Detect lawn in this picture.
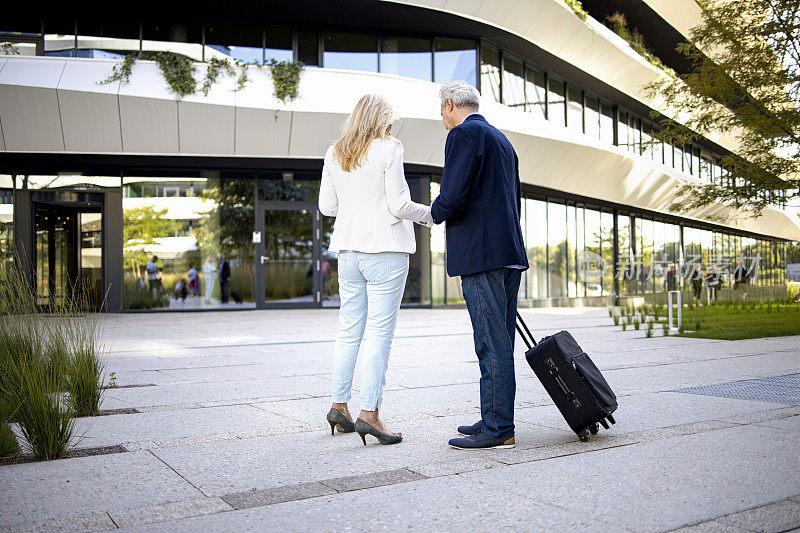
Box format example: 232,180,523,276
677,302,800,340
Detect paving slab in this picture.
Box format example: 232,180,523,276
0,451,204,528
69,404,308,450
107,497,232,528
460,424,800,531
717,499,800,532
113,475,618,533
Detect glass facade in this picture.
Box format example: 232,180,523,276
480,45,501,103
433,38,477,87
380,37,431,81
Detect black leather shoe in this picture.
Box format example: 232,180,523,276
457,420,483,436
449,432,515,450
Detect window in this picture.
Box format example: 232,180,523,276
480,45,501,102
584,95,599,139
600,102,614,145
265,26,293,63
324,33,377,72
548,77,565,126
297,31,319,66
525,67,547,119
617,111,629,149
525,198,548,299
433,38,477,87
548,201,567,297
502,55,525,109
700,157,713,183
380,37,431,81
683,144,693,175
566,86,583,133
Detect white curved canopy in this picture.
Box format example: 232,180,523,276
0,55,798,240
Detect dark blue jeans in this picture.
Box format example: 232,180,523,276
461,267,522,439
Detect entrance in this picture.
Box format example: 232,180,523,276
255,202,321,308
33,203,103,310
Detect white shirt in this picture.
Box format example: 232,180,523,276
202,261,217,275
319,137,433,254
145,261,158,281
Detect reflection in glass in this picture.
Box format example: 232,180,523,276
80,212,103,309
434,38,476,87
525,67,547,120
566,204,577,297
600,102,614,145
502,55,525,109
601,211,614,296
265,26,293,63
585,95,599,139
525,199,548,299
297,31,319,66
263,208,314,302
480,45,501,103
548,78,565,126
324,33,377,72
548,202,567,298
617,111,629,150
122,177,255,311
566,86,583,133
380,37,431,81
430,182,445,304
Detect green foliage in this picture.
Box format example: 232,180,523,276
154,52,197,98
564,0,588,21
605,12,672,72
662,323,670,336
645,0,800,214
236,61,249,91
201,57,235,96
123,206,181,277
267,59,304,103
613,315,620,326
0,422,18,457
645,328,654,338
678,301,800,339
66,348,105,417
99,53,138,85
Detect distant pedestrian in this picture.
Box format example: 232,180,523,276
219,254,231,303
664,264,677,292
203,256,217,304
691,265,704,302
706,266,721,303
187,265,199,296
145,256,160,297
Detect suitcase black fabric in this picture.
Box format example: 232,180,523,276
516,314,618,441
231,289,244,304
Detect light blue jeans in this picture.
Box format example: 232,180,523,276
330,251,409,412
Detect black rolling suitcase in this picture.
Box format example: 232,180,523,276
516,314,617,441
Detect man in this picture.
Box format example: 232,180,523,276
145,256,160,297
219,254,231,304
431,81,528,450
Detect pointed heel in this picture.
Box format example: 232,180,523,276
358,432,367,445
329,420,337,436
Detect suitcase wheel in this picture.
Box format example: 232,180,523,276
578,429,591,442
589,423,599,435
600,419,610,430
607,414,616,425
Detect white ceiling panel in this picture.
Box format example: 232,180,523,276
235,108,292,157
288,111,347,158
0,57,65,89
58,90,122,153
178,101,234,155
0,85,64,151
118,95,178,154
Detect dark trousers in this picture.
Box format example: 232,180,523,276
461,267,522,439
220,279,229,303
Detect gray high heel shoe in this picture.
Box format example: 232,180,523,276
354,418,402,445
327,408,355,435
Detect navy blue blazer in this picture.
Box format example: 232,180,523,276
431,114,529,277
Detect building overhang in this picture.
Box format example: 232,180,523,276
1,55,798,241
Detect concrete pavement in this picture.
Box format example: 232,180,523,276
1,307,799,532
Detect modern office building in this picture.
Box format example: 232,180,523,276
1,1,798,312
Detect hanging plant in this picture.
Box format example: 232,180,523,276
201,57,235,96
99,53,138,85
564,0,588,21
267,59,304,103
154,52,197,99
235,60,249,91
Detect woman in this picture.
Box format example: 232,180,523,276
319,94,433,445
202,256,217,304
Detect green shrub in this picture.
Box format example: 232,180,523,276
645,328,653,338
66,348,105,417
662,323,670,336
634,318,641,330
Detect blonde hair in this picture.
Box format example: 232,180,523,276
333,94,396,172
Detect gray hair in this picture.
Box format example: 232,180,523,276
439,81,480,110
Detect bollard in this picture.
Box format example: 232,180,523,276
668,290,682,331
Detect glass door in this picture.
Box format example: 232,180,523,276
256,202,320,308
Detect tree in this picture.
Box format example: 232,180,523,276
123,206,181,279
647,0,799,214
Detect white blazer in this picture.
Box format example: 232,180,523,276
319,137,433,254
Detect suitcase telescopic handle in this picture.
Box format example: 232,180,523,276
515,313,537,349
